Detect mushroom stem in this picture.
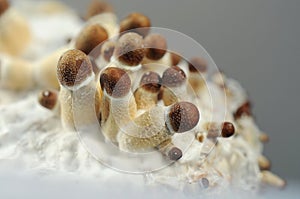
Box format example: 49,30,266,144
134,71,161,110
99,67,136,142
260,170,286,189
0,2,31,55
0,54,35,90
118,102,199,154
57,49,101,130
188,57,208,95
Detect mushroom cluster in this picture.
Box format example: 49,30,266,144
0,0,285,192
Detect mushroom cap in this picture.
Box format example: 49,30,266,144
0,0,9,16
188,57,207,73
119,12,151,37
168,147,182,161
144,34,167,60
167,102,200,133
57,49,93,88
85,0,114,20
38,90,58,110
75,24,108,56
162,66,186,87
221,122,235,138
114,32,145,66
100,67,131,98
101,40,115,62
234,101,252,119
139,71,162,93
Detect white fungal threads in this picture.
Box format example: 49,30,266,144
57,49,101,130
99,67,136,143
134,71,162,110
0,54,35,90
0,0,31,56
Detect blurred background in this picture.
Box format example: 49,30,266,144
55,0,300,180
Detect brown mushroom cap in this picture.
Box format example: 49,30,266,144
188,57,207,73
38,90,58,110
139,71,162,93
114,32,145,66
0,0,9,16
234,101,252,119
162,66,186,87
144,34,167,60
75,24,108,56
57,49,93,88
85,0,114,20
119,12,151,37
221,122,235,138
168,102,200,133
168,147,182,161
100,67,131,98
170,52,182,66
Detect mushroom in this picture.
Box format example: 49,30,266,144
134,71,162,110
119,12,151,37
0,0,31,56
0,54,35,90
188,57,208,95
112,32,145,72
161,65,188,106
204,121,236,139
85,0,114,20
56,49,101,130
99,67,136,143
38,89,60,115
260,170,286,189
117,101,200,160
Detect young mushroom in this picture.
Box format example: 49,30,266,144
85,0,113,20
38,89,60,115
134,71,162,110
0,0,31,56
204,121,236,139
57,49,101,130
188,57,208,95
112,32,145,72
117,101,200,161
99,67,137,143
75,23,109,58
119,12,151,37
161,65,188,106
0,54,35,90
260,170,286,189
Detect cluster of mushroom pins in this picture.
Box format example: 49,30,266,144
0,0,285,189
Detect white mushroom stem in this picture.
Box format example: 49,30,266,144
260,170,286,189
57,49,101,131
0,54,35,90
118,102,199,158
188,57,208,96
99,67,136,143
134,71,161,110
0,4,31,56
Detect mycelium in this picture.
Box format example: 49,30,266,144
57,49,101,130
0,0,286,194
0,0,31,56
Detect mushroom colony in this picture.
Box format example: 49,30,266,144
0,0,285,193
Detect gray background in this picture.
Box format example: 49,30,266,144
60,0,300,180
